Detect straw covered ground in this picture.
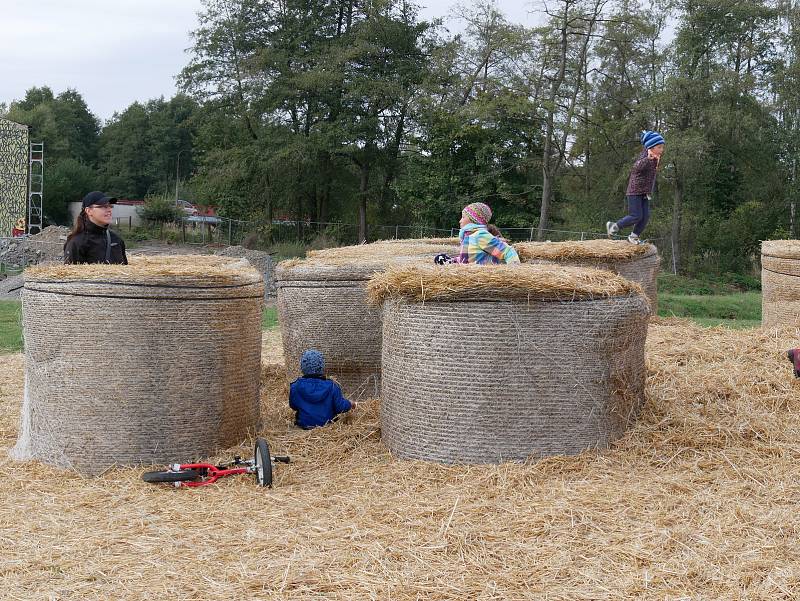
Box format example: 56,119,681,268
1,320,800,599
367,263,643,304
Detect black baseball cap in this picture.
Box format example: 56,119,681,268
81,191,117,208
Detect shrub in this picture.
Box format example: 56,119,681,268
137,197,183,224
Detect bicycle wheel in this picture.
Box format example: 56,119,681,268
254,438,273,487
142,469,202,483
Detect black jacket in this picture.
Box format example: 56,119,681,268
63,221,128,264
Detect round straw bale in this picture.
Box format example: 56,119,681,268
371,263,650,464
514,240,660,311
277,243,458,400
276,256,414,401
13,256,264,475
761,240,800,327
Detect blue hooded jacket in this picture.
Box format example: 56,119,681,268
289,376,352,429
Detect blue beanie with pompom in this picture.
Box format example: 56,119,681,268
641,130,665,149
300,349,325,376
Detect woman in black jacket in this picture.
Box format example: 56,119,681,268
64,191,128,264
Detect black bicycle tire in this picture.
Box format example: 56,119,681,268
254,438,273,487
142,469,202,483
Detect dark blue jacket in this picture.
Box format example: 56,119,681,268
289,376,352,429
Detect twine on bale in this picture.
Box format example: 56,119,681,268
761,240,800,327
12,255,264,475
372,263,650,464
514,239,660,311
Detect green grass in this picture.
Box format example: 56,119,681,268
689,317,762,329
262,305,278,330
657,272,761,295
658,291,761,329
0,300,23,354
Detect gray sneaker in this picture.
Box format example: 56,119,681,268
627,233,641,244
606,221,619,236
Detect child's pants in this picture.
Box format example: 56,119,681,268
616,194,650,236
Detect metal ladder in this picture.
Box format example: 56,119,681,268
28,142,44,234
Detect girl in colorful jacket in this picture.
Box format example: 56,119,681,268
455,202,520,264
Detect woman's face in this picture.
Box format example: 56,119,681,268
85,204,114,226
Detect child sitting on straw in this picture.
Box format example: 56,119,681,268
289,349,353,429
434,202,520,265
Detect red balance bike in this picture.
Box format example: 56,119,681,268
142,437,289,488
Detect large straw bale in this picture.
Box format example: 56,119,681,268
276,254,445,401
515,239,660,310
3,320,800,599
374,263,650,463
13,255,264,475
762,240,800,326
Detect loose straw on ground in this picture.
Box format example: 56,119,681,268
2,319,800,598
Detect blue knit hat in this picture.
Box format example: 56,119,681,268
641,130,665,149
300,349,324,376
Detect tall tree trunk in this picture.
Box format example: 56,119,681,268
358,163,370,243
539,163,553,239
536,1,569,240
671,165,684,274
792,158,797,238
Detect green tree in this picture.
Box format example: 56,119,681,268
98,95,198,199
5,87,101,222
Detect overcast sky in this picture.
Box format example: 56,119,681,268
0,0,539,123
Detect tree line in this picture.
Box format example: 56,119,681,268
2,0,798,275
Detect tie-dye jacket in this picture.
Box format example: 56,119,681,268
457,223,520,265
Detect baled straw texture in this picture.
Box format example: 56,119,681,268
306,238,459,260
515,239,660,311
377,264,650,463
3,320,800,599
15,255,264,475
367,262,643,305
25,254,264,287
762,240,800,326
276,256,400,401
277,254,458,401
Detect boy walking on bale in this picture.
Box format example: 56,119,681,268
606,130,665,244
289,350,353,429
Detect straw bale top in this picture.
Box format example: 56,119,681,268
307,239,459,260
277,254,435,283
367,263,644,304
761,240,800,259
515,239,657,263
25,255,262,288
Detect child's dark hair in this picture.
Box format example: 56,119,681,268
487,224,507,241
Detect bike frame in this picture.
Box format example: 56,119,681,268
171,462,254,487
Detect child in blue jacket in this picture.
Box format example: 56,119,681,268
289,350,352,429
